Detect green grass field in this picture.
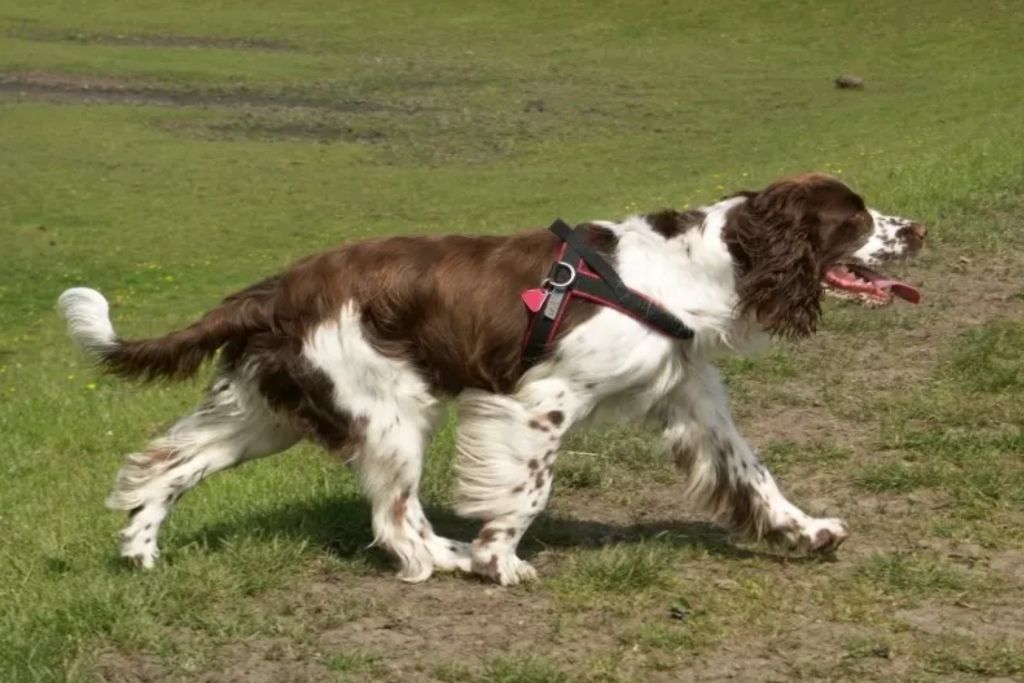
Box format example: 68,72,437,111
2,1,1023,681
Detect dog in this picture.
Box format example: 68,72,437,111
58,173,924,585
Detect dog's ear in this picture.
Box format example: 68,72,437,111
723,175,871,338
720,189,758,201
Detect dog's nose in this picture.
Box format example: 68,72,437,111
908,222,927,241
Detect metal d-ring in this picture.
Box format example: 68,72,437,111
547,261,576,288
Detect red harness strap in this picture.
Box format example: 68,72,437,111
521,219,694,365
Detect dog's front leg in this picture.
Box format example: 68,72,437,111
454,379,578,586
661,364,848,553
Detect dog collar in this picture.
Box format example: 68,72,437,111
521,219,694,365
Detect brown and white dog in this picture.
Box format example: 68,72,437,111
59,173,924,585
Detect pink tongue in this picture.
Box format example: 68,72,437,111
872,277,922,304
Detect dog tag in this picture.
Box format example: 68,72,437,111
543,288,566,319
521,288,548,313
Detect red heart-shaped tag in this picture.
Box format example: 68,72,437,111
521,288,547,313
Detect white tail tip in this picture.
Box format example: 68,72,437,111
58,287,118,358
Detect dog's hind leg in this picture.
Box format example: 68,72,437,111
348,407,474,582
302,305,472,582
108,373,299,568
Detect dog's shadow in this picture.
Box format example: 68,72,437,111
174,492,818,572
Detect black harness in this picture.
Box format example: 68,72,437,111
521,219,695,364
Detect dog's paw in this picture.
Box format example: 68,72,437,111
394,552,435,583
119,538,160,569
769,517,849,555
118,511,163,570
472,551,537,586
806,518,849,552
429,538,473,573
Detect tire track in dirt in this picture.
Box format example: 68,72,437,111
7,27,297,51
0,70,397,113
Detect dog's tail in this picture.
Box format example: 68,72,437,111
57,277,279,381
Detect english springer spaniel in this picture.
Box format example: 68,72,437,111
59,173,924,585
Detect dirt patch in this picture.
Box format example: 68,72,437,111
7,27,296,51
94,650,169,683
746,404,870,452
0,70,392,113
165,117,387,144
897,602,1024,641
97,570,627,683
824,252,1024,392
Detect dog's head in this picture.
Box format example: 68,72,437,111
722,173,922,338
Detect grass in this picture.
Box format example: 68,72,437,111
923,636,1024,678
2,0,1023,681
549,541,679,610
854,320,1024,536
484,657,569,683
856,553,971,600
325,651,386,679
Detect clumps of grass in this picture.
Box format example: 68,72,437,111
562,426,663,470
843,635,894,661
556,456,606,490
484,655,568,683
630,607,720,654
433,661,475,682
822,303,917,337
761,440,851,475
853,460,943,493
856,430,1024,516
855,320,1024,521
949,320,1024,393
575,654,630,683
722,347,801,381
433,656,570,683
924,636,1024,677
857,553,970,600
326,650,386,678
555,426,672,491
548,542,678,610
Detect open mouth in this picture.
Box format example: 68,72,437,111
824,263,921,305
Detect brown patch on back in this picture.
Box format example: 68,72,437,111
546,410,564,427
83,220,623,448
645,209,706,240
255,226,616,395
